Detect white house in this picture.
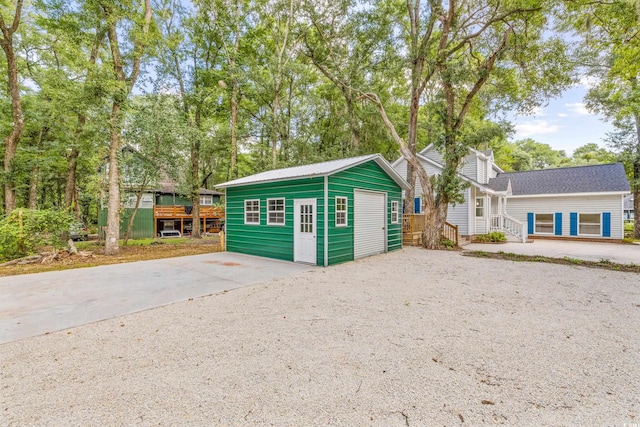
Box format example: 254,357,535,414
393,144,631,241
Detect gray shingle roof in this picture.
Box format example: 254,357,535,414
216,154,409,189
488,163,630,196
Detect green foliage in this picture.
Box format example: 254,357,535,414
0,209,73,261
439,237,456,249
475,231,507,243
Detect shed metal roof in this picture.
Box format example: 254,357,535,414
488,163,630,196
216,154,410,190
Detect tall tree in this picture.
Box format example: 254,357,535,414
121,95,187,244
100,0,153,255
562,0,640,238
306,0,572,248
156,0,226,238
204,0,248,180
0,0,24,213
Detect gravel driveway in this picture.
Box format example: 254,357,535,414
2,247,638,426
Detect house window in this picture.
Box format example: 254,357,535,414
335,196,347,227
200,195,213,205
579,213,601,235
244,199,260,225
475,197,484,217
391,200,400,224
535,213,554,234
267,198,285,225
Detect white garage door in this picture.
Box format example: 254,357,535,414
354,190,386,259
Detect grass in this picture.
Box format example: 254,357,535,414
463,250,640,273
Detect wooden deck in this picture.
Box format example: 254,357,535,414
154,205,225,237
154,205,224,219
402,214,459,247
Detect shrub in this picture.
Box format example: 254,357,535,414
440,237,456,248
475,231,507,243
0,209,73,262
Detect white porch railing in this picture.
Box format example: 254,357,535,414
490,214,528,243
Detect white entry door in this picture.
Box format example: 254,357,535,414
294,198,317,264
354,190,386,259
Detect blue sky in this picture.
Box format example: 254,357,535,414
508,82,614,156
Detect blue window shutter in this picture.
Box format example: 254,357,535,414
414,197,421,214
570,212,578,236
554,213,562,236
603,212,611,237
527,212,534,235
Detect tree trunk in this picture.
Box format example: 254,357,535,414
28,164,38,209
634,113,640,238
272,86,280,168
0,2,24,213
230,76,239,179
405,53,424,215
102,0,152,255
64,147,79,210
345,96,360,152
64,28,104,213
123,180,147,246
191,111,202,239
105,102,122,255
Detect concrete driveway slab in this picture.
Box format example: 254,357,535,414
464,239,640,265
0,252,313,344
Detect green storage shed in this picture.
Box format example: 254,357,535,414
216,154,410,266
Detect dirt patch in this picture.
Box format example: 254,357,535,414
0,238,222,277
206,260,242,266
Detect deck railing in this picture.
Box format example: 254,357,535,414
490,213,527,242
154,205,224,218
442,222,459,246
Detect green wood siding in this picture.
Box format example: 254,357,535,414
327,160,403,265
225,177,325,263
98,208,155,239
156,194,191,206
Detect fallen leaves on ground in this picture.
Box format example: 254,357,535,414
0,237,222,277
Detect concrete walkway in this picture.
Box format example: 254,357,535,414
0,252,313,344
464,239,640,265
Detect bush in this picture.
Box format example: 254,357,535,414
475,231,507,243
440,237,456,248
0,209,73,262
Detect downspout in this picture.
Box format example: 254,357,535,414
324,175,329,267
467,187,471,236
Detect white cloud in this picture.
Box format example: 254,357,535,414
557,113,568,118
565,102,591,115
514,120,561,137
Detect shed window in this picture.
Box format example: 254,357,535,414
475,198,484,218
579,213,601,235
244,199,260,225
335,196,347,227
391,200,400,224
200,195,213,205
267,198,285,225
535,213,554,234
